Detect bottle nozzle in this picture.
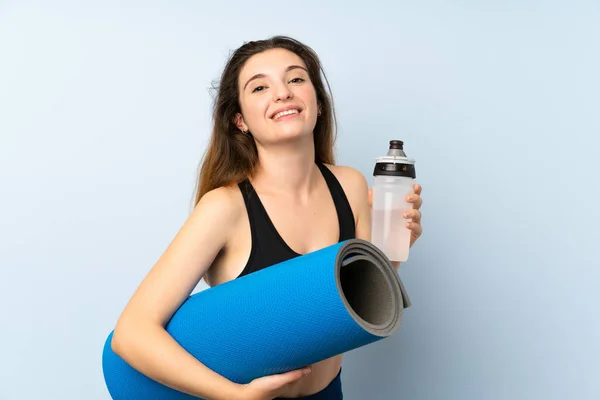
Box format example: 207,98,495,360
387,140,407,157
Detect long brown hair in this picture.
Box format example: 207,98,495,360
193,35,338,206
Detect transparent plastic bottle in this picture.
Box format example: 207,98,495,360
371,140,417,262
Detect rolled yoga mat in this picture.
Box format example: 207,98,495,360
102,238,411,399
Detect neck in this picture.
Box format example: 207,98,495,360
251,135,319,199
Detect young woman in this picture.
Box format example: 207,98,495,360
110,36,424,400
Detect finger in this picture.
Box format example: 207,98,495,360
414,196,423,210
263,368,309,388
414,183,422,195
405,221,423,237
406,194,423,210
368,188,373,207
282,367,311,383
404,209,421,223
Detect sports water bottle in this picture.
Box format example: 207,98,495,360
371,140,417,262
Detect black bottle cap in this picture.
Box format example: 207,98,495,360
389,140,404,150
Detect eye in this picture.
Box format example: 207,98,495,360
290,77,305,83
252,85,266,93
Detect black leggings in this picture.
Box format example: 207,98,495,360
275,368,343,400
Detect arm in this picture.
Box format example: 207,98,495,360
110,187,242,400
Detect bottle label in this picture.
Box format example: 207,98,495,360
373,162,416,178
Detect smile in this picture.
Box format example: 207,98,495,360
272,109,301,120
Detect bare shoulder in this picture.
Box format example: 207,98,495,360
323,164,369,196
185,184,247,247
194,184,245,223
322,164,369,222
192,183,248,263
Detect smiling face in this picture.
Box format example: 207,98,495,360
235,48,320,146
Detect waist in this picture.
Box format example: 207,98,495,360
276,356,343,399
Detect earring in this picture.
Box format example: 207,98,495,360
318,109,322,116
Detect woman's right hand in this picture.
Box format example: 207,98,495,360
237,367,312,400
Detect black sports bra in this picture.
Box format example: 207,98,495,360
236,163,355,278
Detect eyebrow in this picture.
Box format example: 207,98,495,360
243,65,308,91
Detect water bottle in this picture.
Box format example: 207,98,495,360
371,140,417,262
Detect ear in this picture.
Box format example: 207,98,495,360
234,113,248,132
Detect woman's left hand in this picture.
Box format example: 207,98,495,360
368,184,423,248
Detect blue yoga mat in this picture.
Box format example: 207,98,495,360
102,238,411,399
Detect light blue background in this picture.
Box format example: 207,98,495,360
1,1,598,399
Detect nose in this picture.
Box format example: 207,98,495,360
272,81,293,102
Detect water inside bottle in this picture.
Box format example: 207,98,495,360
372,206,412,262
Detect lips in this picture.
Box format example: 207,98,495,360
270,105,303,120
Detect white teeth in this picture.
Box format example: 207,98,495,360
273,109,299,120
